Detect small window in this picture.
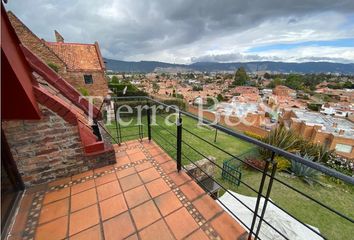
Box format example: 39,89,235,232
84,75,93,84
335,144,352,153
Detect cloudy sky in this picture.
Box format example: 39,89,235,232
6,0,354,64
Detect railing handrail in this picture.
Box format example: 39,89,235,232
109,96,354,185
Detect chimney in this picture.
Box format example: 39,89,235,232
54,30,64,43
332,122,338,128
338,129,345,135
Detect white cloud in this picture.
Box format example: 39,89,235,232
5,0,354,63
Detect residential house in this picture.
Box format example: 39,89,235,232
2,10,115,187
320,102,354,117
315,88,354,102
273,85,296,98
282,109,354,159
7,11,109,100
231,86,260,103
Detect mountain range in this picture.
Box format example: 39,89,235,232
104,58,354,74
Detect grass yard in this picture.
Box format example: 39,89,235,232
105,113,354,239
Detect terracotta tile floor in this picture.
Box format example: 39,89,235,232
7,139,247,240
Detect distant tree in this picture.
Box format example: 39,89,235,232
111,76,119,83
152,81,160,94
268,77,284,88
285,74,304,90
233,67,249,86
192,85,203,91
223,74,233,80
187,73,195,79
307,103,321,112
216,94,224,102
343,81,354,89
264,72,271,79
206,97,215,107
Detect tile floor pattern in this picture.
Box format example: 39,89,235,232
7,139,247,240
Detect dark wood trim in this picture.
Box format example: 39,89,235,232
1,129,24,237
1,130,24,190
1,191,23,240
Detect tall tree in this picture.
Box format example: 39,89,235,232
152,81,160,94
111,75,119,83
263,72,271,79
233,67,249,86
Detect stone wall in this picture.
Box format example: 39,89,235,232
2,105,115,186
184,156,216,181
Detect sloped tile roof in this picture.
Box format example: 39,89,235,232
21,45,101,118
45,42,104,71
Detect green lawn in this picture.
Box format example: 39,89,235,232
105,113,354,239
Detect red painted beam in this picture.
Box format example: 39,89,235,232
1,4,41,120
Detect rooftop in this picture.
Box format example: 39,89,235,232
292,109,354,139
8,139,246,240
45,41,105,71
216,101,261,117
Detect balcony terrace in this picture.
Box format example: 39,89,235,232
3,4,352,239
7,139,246,240
3,95,354,240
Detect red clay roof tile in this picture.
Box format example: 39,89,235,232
45,42,103,71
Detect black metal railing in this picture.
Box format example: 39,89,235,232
103,96,354,240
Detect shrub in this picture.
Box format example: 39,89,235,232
307,103,320,111
192,85,203,91
172,93,184,99
111,76,119,83
151,97,187,111
259,125,299,159
298,140,334,163
326,157,354,177
259,126,333,163
109,83,147,97
271,156,291,172
288,153,320,185
244,131,263,141
47,62,59,73
78,87,89,96
216,94,224,102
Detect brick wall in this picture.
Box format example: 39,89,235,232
328,135,354,159
286,119,354,159
63,71,109,99
8,13,108,99
2,105,115,186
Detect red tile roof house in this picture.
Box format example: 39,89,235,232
2,9,115,188
7,11,109,104
2,7,247,240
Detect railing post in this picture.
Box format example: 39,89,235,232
147,105,152,142
248,152,272,240
176,114,182,172
92,120,102,141
254,152,277,239
113,101,121,145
